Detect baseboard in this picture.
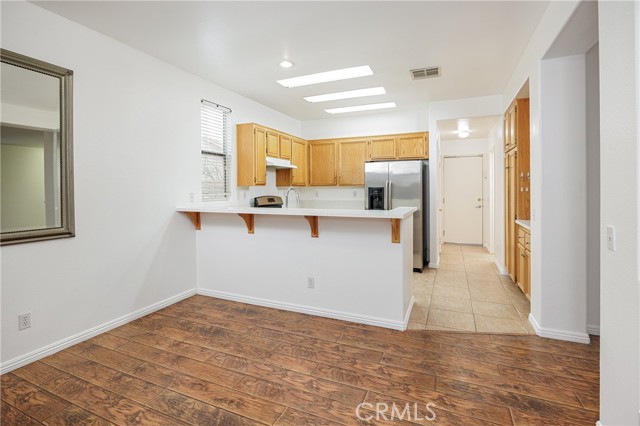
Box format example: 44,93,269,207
528,313,591,344
0,289,196,374
197,289,411,330
494,259,508,275
428,261,439,269
587,324,600,336
402,296,415,331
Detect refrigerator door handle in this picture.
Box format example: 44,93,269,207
385,180,391,210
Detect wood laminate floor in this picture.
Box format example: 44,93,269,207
1,295,599,425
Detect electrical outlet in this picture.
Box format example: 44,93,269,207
315,190,319,198
307,276,315,289
353,190,357,197
18,312,31,330
188,192,195,202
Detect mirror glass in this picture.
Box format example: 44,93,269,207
1,49,74,245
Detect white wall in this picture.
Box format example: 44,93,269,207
0,1,301,370
537,53,588,341
585,42,600,335
440,138,489,247
598,1,640,424
1,103,59,130
487,118,505,268
301,109,429,140
1,144,46,230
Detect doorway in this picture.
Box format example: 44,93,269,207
443,156,483,244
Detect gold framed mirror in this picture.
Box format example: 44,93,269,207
1,49,74,245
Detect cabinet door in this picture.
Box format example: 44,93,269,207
266,131,279,157
504,150,517,279
505,103,517,152
254,127,267,185
279,134,292,160
517,242,527,294
338,140,367,186
525,248,531,299
397,134,426,159
369,137,396,160
291,138,307,186
309,141,337,186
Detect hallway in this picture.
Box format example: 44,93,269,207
410,244,534,333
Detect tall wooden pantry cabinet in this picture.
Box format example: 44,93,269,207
504,98,531,298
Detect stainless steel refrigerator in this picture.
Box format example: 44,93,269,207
365,160,429,271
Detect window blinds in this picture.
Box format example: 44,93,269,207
201,99,231,201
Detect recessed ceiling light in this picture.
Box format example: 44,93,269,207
458,130,470,138
304,87,386,103
325,102,396,114
279,60,294,68
277,65,373,88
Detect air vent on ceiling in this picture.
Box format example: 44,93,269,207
410,67,441,80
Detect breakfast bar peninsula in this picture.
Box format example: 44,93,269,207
177,203,416,329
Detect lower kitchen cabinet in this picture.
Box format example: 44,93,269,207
516,225,531,299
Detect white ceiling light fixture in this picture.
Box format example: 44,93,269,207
458,130,470,138
304,87,386,103
277,65,373,88
279,59,294,68
325,102,396,115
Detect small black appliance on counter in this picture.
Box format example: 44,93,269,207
250,195,283,208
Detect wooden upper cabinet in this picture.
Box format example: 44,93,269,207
397,133,428,159
266,131,279,157
275,137,308,187
291,138,308,186
237,123,267,186
338,140,367,186
368,137,396,160
309,141,337,186
279,134,292,160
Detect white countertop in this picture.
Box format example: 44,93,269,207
177,203,417,219
515,219,531,230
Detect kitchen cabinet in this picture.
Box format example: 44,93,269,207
279,134,292,160
266,131,279,158
237,123,267,186
309,140,337,186
516,226,531,299
504,97,530,289
338,139,367,186
396,133,429,159
504,149,517,281
276,137,308,187
368,137,396,160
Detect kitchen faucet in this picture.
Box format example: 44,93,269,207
285,187,301,208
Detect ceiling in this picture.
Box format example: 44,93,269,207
438,115,500,141
33,1,549,121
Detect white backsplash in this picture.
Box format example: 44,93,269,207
237,171,365,209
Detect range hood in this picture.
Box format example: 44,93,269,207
266,156,297,169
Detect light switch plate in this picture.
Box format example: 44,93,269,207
606,226,616,251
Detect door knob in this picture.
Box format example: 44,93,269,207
475,205,482,208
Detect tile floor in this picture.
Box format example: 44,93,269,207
409,243,535,333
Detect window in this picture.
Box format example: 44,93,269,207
201,99,231,201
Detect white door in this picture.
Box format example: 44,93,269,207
443,156,483,244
